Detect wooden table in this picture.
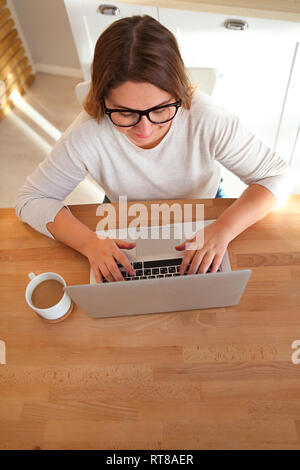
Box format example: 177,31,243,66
1,197,300,450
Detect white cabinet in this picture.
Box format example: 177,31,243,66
159,8,299,149
275,42,300,194
159,7,300,195
290,126,300,194
64,0,158,80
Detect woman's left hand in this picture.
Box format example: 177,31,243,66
174,221,232,274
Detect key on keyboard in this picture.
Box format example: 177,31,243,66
101,258,220,282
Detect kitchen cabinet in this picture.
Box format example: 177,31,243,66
158,7,300,194
64,0,158,80
159,9,299,148
274,42,300,194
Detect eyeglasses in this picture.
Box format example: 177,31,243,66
102,98,182,127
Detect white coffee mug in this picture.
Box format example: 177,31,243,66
25,272,72,321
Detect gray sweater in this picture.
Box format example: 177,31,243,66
15,91,291,239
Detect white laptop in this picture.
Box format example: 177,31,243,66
64,220,252,318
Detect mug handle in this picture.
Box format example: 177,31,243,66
28,272,36,280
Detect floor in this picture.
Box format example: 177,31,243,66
0,73,105,209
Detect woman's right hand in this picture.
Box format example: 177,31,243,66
82,234,136,283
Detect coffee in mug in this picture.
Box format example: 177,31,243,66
25,272,73,322
31,279,64,309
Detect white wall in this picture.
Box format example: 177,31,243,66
11,0,82,76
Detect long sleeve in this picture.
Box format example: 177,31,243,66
213,113,292,201
15,136,89,239
14,94,293,241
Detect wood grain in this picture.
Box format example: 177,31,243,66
0,196,300,449
0,8,9,27
0,34,20,65
0,73,35,120
0,47,25,80
1,56,28,86
0,63,32,97
0,18,14,42
0,2,34,122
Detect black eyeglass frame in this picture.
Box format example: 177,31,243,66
102,98,182,127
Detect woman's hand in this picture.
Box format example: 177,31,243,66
82,233,136,283
175,221,232,274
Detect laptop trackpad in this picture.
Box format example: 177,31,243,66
125,222,204,258
136,238,181,257
135,225,185,257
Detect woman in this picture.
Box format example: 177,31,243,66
15,15,290,284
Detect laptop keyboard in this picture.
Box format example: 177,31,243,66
101,258,220,282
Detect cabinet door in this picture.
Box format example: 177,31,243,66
275,41,300,194
159,7,300,195
64,0,158,80
159,8,299,148
289,125,300,194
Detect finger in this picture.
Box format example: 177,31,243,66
91,263,103,284
115,251,135,276
179,249,196,275
175,242,186,250
197,252,215,274
100,263,116,283
114,239,136,249
107,260,126,282
209,253,224,273
185,231,204,251
174,238,191,251
187,251,205,274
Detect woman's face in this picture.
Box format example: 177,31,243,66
105,81,175,149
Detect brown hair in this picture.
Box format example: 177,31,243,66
83,15,195,122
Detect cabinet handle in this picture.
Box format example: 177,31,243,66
224,19,248,31
98,4,120,16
